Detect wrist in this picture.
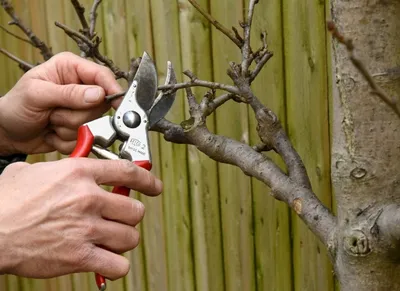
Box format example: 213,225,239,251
0,230,14,274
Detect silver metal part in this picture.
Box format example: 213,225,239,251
92,145,120,160
113,79,151,162
123,111,141,128
148,61,177,128
86,116,116,148
133,52,158,111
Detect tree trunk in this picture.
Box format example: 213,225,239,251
330,0,400,290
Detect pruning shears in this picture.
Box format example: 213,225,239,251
69,52,177,291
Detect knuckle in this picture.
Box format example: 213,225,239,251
83,220,98,238
98,66,114,79
53,52,77,64
3,161,28,174
79,191,98,213
65,159,86,178
118,160,136,176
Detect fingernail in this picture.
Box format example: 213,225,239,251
84,87,101,103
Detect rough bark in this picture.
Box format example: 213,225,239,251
330,0,400,290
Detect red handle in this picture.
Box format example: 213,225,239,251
95,160,152,291
70,125,94,158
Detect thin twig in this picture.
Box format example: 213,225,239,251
0,48,34,71
250,51,273,82
0,0,53,60
242,0,259,75
70,0,90,36
89,0,102,38
328,21,400,118
128,57,141,85
0,24,32,44
187,0,242,48
105,91,126,101
158,79,240,96
252,31,268,62
55,21,128,80
204,93,233,116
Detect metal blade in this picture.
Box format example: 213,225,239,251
133,52,158,111
148,61,177,128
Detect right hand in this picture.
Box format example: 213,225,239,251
0,158,162,280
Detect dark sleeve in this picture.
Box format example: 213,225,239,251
0,153,27,175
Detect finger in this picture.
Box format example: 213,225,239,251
68,159,163,196
30,80,107,110
2,161,29,175
82,247,130,281
44,133,77,155
97,190,145,226
93,220,140,254
49,52,123,96
50,103,110,128
51,127,77,141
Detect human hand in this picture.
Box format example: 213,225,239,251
0,52,123,155
0,158,162,279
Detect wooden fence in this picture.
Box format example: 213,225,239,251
0,0,335,290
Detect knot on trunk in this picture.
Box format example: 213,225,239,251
255,108,281,150
344,230,371,256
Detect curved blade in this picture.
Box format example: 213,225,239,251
134,52,158,111
148,61,177,128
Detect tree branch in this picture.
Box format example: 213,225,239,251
89,0,102,38
187,0,242,48
151,119,192,144
0,0,53,60
250,50,273,82
156,121,336,247
70,0,90,37
328,21,400,118
0,24,32,44
241,0,259,75
0,48,34,72
203,93,233,117
54,21,128,80
158,73,241,96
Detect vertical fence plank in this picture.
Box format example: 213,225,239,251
124,1,150,290
124,0,170,290
209,1,256,290
63,1,97,290
42,1,74,290
282,0,334,290
149,1,194,290
0,4,23,290
0,275,8,291
178,1,225,291
101,2,131,290
246,0,294,290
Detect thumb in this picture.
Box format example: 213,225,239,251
33,79,105,109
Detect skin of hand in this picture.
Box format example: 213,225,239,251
0,158,162,280
0,51,123,155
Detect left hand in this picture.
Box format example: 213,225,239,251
0,52,123,155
